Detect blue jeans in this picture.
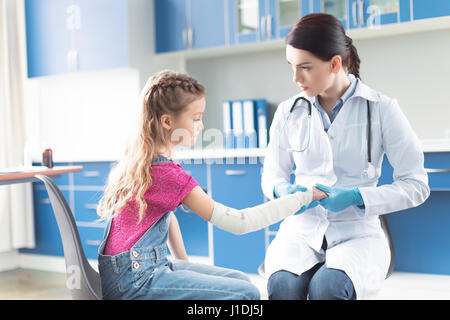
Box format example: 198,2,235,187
98,210,259,300
267,264,356,300
267,237,356,300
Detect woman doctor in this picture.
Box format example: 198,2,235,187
261,13,430,300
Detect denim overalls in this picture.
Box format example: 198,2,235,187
97,156,260,300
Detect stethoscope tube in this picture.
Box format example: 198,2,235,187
278,96,312,153
280,96,372,166
366,100,371,164
289,96,312,115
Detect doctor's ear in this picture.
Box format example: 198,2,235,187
330,55,343,74
160,114,173,131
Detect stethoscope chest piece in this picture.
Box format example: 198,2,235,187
363,163,376,179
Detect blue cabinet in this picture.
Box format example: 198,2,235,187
154,0,188,53
72,162,110,259
272,0,309,39
174,161,209,257
315,0,411,30
380,152,450,275
25,0,72,78
412,0,450,20
229,0,307,44
20,188,68,256
25,0,129,77
21,161,111,260
155,0,227,53
152,0,450,54
157,0,447,54
387,192,450,275
228,0,266,45
210,161,266,274
74,0,129,73
190,0,227,49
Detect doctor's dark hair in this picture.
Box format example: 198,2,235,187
286,13,361,79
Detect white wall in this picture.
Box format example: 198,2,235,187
358,28,450,141
25,69,141,162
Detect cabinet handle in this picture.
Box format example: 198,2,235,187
225,170,247,176
266,14,272,39
425,168,450,173
260,15,266,39
83,171,100,177
188,27,193,48
182,28,188,48
67,50,78,72
358,0,365,26
85,239,101,246
352,1,358,26
84,204,98,210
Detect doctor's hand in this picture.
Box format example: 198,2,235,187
273,181,307,198
315,183,364,212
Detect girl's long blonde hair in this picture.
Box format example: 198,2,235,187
97,70,205,223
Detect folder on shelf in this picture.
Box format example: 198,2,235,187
255,99,268,148
243,99,257,148
222,101,233,149
231,100,245,149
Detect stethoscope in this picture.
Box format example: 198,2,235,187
277,96,375,178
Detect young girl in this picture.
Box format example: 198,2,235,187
97,70,327,300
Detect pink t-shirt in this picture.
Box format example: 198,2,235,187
103,161,199,256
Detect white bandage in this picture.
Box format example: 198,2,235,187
210,189,313,235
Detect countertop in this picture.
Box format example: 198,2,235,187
31,139,450,163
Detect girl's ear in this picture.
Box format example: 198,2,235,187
330,55,342,74
160,114,173,131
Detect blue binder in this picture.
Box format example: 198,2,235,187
222,101,233,149
255,99,268,148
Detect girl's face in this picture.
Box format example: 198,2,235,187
286,44,339,97
171,96,205,148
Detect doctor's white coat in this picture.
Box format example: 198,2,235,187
261,77,430,299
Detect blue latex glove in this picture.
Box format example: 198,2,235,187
316,183,364,212
274,182,319,214
273,181,307,198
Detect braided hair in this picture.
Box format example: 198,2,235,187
98,70,205,223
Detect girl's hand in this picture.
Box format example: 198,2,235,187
312,186,328,202
294,186,327,215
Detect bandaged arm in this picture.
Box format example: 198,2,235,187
210,189,313,235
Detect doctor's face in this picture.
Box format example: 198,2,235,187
286,45,335,97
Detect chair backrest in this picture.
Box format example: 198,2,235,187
35,175,102,300
380,214,395,278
